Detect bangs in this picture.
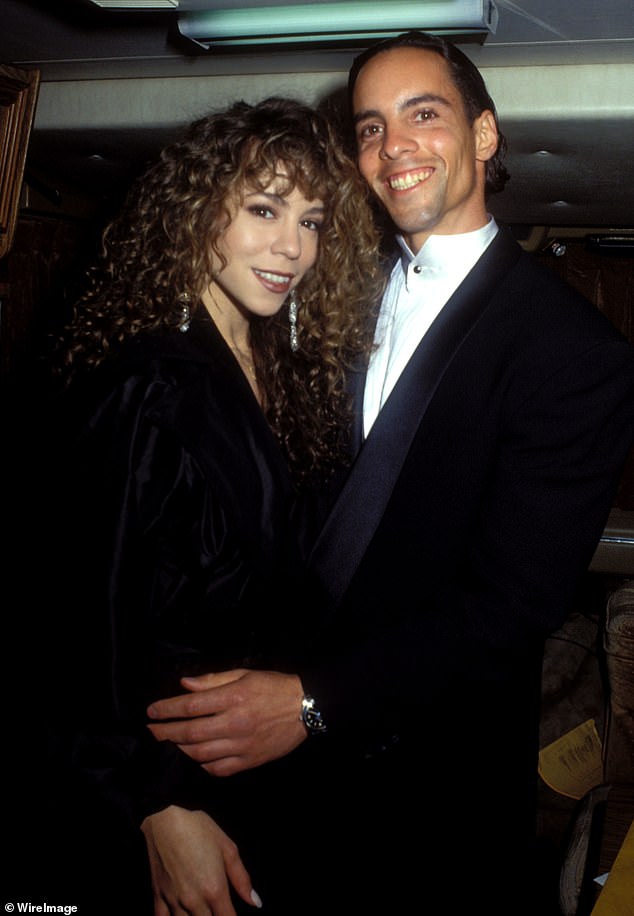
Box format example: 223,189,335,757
241,139,332,204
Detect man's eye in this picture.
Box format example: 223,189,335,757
415,109,436,122
359,123,383,140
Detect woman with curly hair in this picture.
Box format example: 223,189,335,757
40,96,384,915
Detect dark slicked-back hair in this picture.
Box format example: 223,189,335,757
348,30,510,197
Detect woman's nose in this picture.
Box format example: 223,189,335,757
272,221,301,258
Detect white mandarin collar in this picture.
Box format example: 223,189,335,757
396,218,498,289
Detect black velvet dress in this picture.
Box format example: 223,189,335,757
24,313,318,913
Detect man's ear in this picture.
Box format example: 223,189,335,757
474,109,499,162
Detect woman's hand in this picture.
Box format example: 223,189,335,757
141,805,262,915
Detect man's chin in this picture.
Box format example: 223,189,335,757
386,209,439,241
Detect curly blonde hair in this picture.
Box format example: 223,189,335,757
59,96,385,485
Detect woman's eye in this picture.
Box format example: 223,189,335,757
249,205,275,219
302,219,322,232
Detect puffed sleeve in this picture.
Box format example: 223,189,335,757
43,370,246,828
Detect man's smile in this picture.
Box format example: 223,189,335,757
386,168,434,191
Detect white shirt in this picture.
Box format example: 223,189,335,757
363,219,499,438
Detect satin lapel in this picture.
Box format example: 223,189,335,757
349,364,367,456
308,229,522,607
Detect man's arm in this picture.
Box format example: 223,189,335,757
149,335,634,775
147,669,307,776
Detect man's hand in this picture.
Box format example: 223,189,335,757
147,669,307,776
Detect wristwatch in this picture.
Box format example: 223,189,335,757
300,695,328,735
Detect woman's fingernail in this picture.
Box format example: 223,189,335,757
251,889,263,908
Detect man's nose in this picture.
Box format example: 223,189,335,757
379,124,418,160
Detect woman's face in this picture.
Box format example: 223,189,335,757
204,173,325,324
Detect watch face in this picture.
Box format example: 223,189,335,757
303,698,327,734
306,710,321,730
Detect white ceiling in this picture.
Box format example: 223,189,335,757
3,0,634,231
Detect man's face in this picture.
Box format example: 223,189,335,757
352,46,497,252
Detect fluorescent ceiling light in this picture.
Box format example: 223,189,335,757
176,1,499,51
87,1,179,8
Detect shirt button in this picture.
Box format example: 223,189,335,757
413,265,422,274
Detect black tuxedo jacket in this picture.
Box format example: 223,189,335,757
295,228,634,908
304,227,634,725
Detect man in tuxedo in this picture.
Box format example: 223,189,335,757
147,32,634,911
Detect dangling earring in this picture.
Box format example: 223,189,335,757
289,291,299,352
178,292,191,333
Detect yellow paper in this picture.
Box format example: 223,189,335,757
590,818,634,916
538,718,603,799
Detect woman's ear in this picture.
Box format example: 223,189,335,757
474,109,499,162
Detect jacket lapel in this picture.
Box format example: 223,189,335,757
348,363,367,456
308,228,522,607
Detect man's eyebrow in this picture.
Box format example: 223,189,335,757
353,93,451,126
353,108,381,126
402,93,451,111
